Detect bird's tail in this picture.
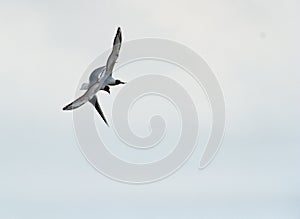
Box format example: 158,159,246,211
80,83,90,90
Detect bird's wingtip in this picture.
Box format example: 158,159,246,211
117,27,122,36
62,104,72,111
114,27,122,44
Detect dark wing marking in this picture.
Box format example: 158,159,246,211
63,93,89,110
105,27,122,76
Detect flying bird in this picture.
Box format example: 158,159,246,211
63,27,125,126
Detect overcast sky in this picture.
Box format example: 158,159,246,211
0,0,299,218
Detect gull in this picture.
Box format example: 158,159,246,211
62,27,125,126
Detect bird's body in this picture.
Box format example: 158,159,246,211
63,27,125,126
80,66,124,90
80,66,106,90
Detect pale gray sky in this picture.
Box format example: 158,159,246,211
0,0,299,218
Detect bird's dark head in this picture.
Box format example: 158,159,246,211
115,79,126,85
104,86,110,94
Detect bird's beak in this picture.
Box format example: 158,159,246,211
120,81,126,84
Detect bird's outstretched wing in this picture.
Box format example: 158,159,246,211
105,27,122,76
64,80,103,111
89,95,109,126
63,93,89,110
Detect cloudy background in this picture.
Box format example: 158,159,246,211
0,0,299,218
